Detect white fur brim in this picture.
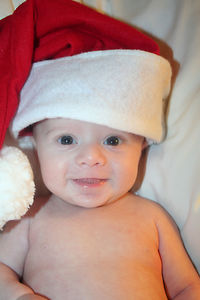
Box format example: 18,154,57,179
0,146,35,229
12,49,171,143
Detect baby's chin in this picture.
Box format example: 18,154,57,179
64,196,116,209
61,191,128,209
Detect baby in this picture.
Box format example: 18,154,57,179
0,0,200,299
0,118,200,300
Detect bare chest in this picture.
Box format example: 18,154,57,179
23,201,166,299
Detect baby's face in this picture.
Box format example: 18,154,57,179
33,118,144,208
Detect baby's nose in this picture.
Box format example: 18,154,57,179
76,144,106,167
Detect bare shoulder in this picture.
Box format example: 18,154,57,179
127,193,181,239
127,193,172,220
0,196,51,274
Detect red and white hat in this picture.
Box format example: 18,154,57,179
0,0,171,228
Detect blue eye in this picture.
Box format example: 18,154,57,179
58,135,75,145
104,136,121,146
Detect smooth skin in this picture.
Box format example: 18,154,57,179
0,118,199,300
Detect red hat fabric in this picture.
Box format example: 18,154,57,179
0,0,159,150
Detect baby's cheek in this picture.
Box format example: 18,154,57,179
39,156,59,185
41,165,54,188
118,157,140,188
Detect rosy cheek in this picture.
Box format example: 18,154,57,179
40,165,54,185
39,155,57,179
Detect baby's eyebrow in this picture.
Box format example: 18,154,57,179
46,126,77,136
45,128,65,136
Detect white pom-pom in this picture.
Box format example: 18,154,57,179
0,146,35,230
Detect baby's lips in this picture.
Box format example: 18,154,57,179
72,178,107,187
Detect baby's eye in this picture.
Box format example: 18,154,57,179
104,136,121,146
57,135,76,145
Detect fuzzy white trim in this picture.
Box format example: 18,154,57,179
0,146,35,230
12,49,171,143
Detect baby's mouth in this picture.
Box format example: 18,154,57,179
72,178,107,187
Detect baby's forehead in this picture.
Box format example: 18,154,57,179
35,117,138,137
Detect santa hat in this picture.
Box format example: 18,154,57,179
0,0,171,229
